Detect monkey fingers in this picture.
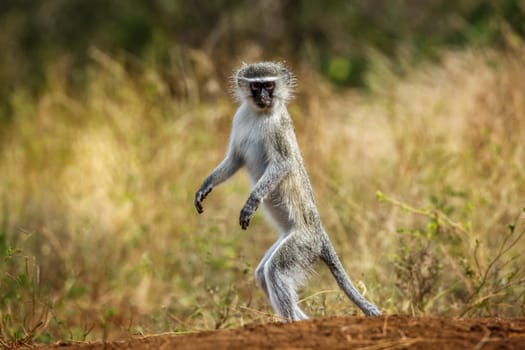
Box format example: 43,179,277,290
194,193,204,213
239,197,259,229
239,208,252,229
194,186,212,214
239,207,252,229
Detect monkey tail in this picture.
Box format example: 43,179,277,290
320,238,382,316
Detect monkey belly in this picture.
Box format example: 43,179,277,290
261,197,295,234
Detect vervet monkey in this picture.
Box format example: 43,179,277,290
194,61,381,321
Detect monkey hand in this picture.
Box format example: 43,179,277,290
195,183,213,214
239,196,260,230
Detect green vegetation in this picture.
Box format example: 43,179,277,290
2,0,525,114
1,1,525,347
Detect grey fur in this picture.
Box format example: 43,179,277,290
195,62,381,321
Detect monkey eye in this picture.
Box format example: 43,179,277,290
264,82,275,90
250,82,261,90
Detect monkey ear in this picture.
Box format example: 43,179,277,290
280,66,296,88
236,75,247,90
280,67,292,85
235,63,247,87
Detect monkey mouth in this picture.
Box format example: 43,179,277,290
255,97,273,109
256,101,272,109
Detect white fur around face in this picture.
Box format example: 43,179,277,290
238,76,280,82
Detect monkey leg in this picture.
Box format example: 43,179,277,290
255,235,286,298
263,233,317,322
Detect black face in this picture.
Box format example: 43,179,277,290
249,81,275,109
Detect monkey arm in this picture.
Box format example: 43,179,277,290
195,150,243,214
239,158,292,229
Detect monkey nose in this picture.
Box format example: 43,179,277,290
260,92,272,106
262,97,272,106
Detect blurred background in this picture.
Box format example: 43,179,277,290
1,0,525,344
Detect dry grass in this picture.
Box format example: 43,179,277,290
0,47,524,344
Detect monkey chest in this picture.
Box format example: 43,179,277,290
240,139,269,183
232,112,276,182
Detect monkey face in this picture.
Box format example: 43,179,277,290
234,62,294,108
249,81,275,109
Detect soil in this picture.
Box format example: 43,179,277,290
36,316,525,350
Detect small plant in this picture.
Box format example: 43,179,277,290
378,191,525,316
0,232,50,348
393,238,441,313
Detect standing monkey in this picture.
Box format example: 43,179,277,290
194,62,381,321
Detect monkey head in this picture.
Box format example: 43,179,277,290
234,61,295,111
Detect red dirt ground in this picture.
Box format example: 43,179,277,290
36,316,525,350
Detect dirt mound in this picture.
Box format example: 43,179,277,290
36,316,525,350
